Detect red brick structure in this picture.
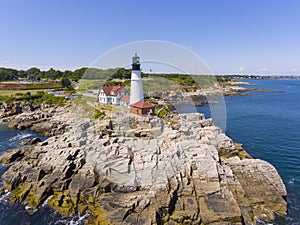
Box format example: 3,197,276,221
130,101,155,115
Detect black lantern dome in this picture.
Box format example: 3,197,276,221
132,53,140,71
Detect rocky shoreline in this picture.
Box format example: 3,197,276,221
0,105,287,225
155,82,283,108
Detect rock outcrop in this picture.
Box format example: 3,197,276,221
0,110,287,225
4,106,71,136
0,102,37,119
0,149,25,164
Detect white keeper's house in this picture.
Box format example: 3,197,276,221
98,85,129,105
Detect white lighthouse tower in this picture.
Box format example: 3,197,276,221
130,53,144,105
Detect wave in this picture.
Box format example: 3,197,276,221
255,216,274,225
53,211,89,225
289,178,295,185
8,133,32,142
0,190,10,202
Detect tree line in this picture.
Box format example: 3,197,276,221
0,67,87,82
0,67,233,88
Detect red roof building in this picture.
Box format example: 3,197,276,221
98,85,129,105
130,101,155,115
102,85,126,96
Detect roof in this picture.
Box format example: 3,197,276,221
120,95,130,103
101,85,127,96
130,101,155,109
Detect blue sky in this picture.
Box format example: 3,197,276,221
1,0,300,75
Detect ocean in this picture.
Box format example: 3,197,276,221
0,79,299,224
199,79,300,225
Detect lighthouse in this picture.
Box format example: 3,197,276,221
130,53,144,105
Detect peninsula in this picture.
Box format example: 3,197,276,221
0,57,288,225
0,103,287,225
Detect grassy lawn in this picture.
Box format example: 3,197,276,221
0,89,49,96
77,79,104,91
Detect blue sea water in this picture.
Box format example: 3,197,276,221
198,79,300,225
0,79,299,224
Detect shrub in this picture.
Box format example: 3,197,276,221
94,109,105,119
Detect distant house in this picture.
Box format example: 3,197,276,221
48,90,65,96
27,74,36,82
130,101,155,115
65,93,74,99
98,85,129,105
47,90,54,94
120,95,130,108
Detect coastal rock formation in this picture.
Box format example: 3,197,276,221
0,102,37,118
0,149,24,164
4,106,71,136
0,110,287,225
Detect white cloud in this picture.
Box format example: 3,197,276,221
290,68,298,72
260,68,269,72
238,67,245,72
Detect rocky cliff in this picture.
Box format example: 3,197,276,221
0,109,287,225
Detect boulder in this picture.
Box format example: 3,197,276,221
21,137,41,146
0,149,24,164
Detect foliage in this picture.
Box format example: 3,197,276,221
41,93,65,105
111,68,131,80
94,109,106,119
61,78,71,88
0,66,235,89
0,67,87,82
0,91,65,106
83,68,118,80
104,79,130,87
77,80,103,91
0,95,14,104
156,106,170,117
0,68,18,81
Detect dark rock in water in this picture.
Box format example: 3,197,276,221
0,187,4,195
21,137,41,146
0,149,25,164
17,124,27,130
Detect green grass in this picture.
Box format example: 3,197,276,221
77,79,104,91
72,95,98,118
0,89,49,96
0,91,65,106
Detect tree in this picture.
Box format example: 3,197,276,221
61,78,71,88
26,67,41,76
45,68,62,80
